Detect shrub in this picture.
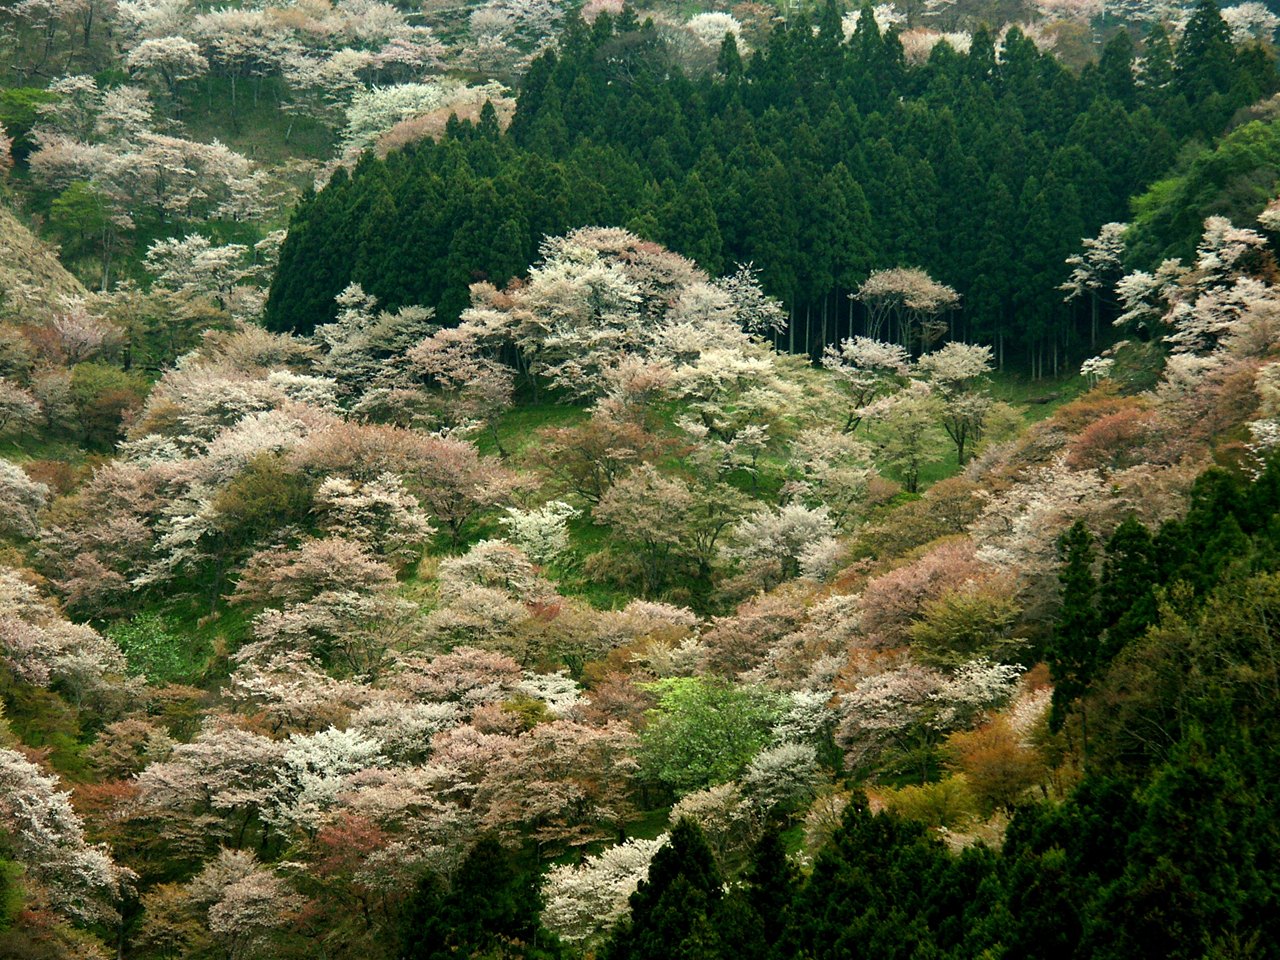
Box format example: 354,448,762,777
107,613,208,685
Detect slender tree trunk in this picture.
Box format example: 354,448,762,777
821,293,828,351
1080,703,1089,774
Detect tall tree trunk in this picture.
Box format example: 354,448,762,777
821,293,828,351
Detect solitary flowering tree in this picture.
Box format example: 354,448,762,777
917,342,994,465
1061,222,1128,346
821,336,913,432
854,268,960,351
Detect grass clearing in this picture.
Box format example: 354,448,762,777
475,401,590,459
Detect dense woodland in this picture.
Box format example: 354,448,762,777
268,0,1279,372
2,0,1280,957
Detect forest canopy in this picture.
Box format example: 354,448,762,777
267,0,1278,375
2,0,1280,956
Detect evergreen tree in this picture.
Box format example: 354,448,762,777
1048,520,1101,736
1175,0,1235,106
717,34,744,81
604,819,724,960
401,836,560,960
1099,515,1160,656
1099,30,1138,107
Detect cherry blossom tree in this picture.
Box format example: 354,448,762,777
0,123,13,179
589,464,694,592
127,35,208,99
463,228,786,410
899,29,972,63
1062,222,1128,346
916,342,994,464
193,8,299,118
228,652,369,732
382,646,522,710
1114,258,1190,336
822,337,913,432
0,458,48,538
529,413,673,504
714,263,786,335
186,849,303,959
1221,1,1279,41
436,538,555,604
232,537,416,676
313,472,434,567
340,80,507,154
0,748,126,925
857,539,988,644
741,741,819,815
404,319,514,442
314,283,437,400
541,837,667,944
0,378,41,439
499,500,578,564
45,301,123,363
143,234,256,310
855,268,960,351
837,660,945,771
232,537,396,609
464,241,646,401
785,427,879,527
724,503,838,583
464,719,639,849
116,0,193,45
265,725,385,832
1034,0,1104,21
0,565,133,706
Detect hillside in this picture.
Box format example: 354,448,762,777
0,204,85,314
1,0,1280,958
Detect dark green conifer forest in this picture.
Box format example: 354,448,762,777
269,0,1277,374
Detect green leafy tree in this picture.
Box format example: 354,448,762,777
638,679,784,796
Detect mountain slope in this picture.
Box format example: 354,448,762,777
0,204,86,314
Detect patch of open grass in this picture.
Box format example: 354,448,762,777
475,401,589,459
113,594,256,688
178,76,336,166
988,369,1089,421
0,435,93,465
107,611,214,686
623,806,674,842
